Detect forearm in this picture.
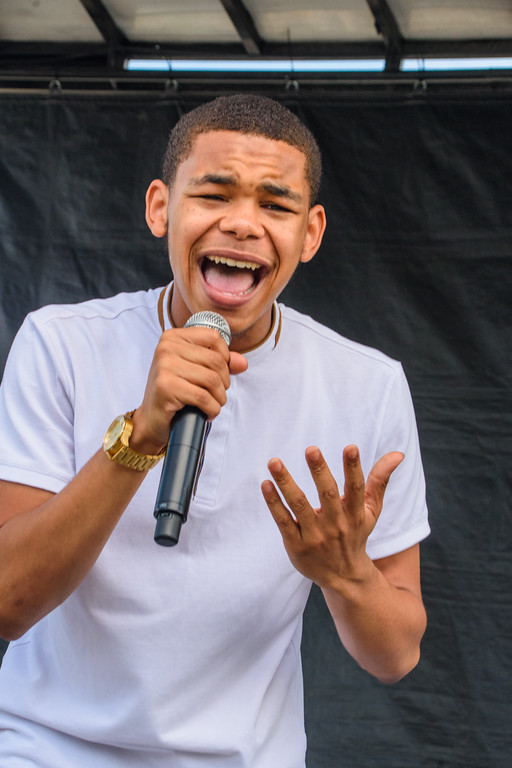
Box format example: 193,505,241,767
0,450,147,640
321,559,427,684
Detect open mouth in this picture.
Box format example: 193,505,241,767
201,254,265,296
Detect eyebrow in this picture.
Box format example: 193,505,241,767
188,174,303,205
260,181,303,205
189,173,235,188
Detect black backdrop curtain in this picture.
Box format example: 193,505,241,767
0,92,511,768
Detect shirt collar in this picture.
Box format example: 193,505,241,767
157,282,281,359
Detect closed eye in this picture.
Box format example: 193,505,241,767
194,194,226,201
262,202,294,212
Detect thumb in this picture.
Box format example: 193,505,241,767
229,351,249,375
365,451,404,514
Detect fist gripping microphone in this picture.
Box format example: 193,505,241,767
153,311,231,547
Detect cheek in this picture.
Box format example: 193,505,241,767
175,205,219,246
274,228,309,269
167,210,202,253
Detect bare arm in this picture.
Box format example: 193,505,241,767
0,327,247,641
0,455,146,640
261,445,427,683
321,543,425,683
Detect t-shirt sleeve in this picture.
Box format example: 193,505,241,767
0,311,76,493
365,363,430,560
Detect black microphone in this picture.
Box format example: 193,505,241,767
153,311,231,547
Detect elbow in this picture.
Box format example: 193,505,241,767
0,625,25,643
0,616,31,642
0,587,66,641
0,603,37,642
374,646,422,685
376,607,427,684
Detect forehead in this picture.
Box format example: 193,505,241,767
175,130,308,188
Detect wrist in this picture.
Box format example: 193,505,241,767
321,554,379,597
129,408,168,456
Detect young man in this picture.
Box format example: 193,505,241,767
0,94,429,767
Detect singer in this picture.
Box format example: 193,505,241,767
0,94,429,768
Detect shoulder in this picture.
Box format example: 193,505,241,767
25,288,163,331
278,303,402,375
10,288,165,373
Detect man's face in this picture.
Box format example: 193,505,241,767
146,130,326,352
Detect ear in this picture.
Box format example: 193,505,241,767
145,179,169,237
299,204,327,264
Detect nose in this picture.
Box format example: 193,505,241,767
218,200,265,240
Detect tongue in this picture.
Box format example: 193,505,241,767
203,260,255,295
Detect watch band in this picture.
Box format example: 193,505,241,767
103,411,166,471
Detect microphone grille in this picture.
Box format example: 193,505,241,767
184,311,231,346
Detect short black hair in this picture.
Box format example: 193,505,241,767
162,94,322,206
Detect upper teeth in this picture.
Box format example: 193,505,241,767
206,255,259,270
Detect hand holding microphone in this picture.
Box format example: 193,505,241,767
153,312,233,547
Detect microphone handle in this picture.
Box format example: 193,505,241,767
153,407,207,546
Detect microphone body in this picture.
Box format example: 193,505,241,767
153,311,231,547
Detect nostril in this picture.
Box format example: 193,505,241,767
219,213,263,238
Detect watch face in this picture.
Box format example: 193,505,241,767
103,415,126,451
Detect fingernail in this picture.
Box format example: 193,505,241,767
268,458,282,472
261,480,274,495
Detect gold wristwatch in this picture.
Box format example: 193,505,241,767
103,411,165,471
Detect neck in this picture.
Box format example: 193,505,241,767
168,287,275,353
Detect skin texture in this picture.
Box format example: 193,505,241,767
0,130,426,684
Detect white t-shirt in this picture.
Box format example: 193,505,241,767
0,285,429,767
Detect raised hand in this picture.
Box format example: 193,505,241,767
261,445,404,588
